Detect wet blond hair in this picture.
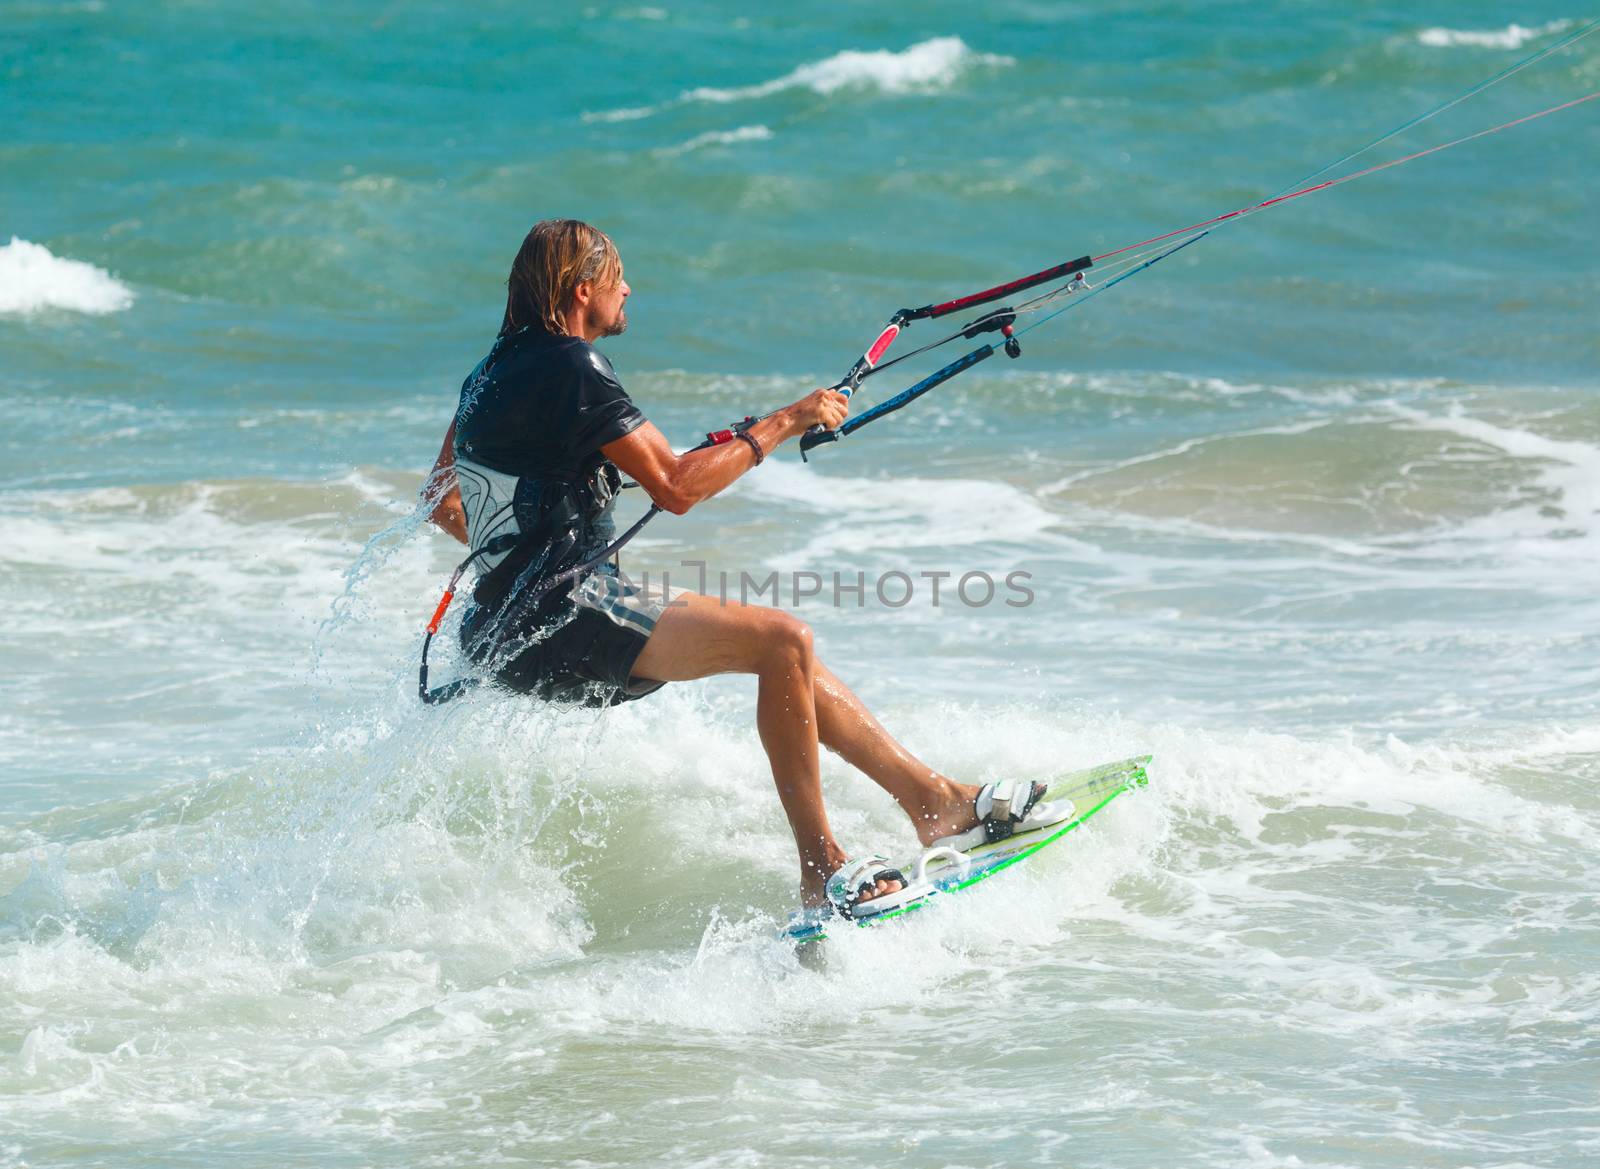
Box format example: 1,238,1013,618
499,219,623,338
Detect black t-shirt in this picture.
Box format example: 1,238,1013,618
453,329,645,478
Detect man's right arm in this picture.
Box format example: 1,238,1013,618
602,387,848,516
422,421,469,544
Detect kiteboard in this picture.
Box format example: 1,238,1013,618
784,754,1151,944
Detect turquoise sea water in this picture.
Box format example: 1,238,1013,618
3,4,1598,1167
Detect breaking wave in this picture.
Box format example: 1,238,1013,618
585,36,1011,122
0,237,134,316
1416,20,1574,50
653,124,775,157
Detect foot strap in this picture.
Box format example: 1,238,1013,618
825,856,908,920
976,780,1047,843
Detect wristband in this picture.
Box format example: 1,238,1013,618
735,429,765,466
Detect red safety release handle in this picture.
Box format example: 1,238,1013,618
426,589,455,635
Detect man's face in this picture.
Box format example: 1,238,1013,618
591,269,630,339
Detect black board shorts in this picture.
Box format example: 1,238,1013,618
461,570,681,708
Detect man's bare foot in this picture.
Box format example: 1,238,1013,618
903,778,986,847
799,850,906,910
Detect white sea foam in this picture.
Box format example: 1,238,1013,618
584,36,1011,121
0,474,439,804
1383,401,1600,570
0,237,133,315
1416,20,1573,49
748,457,1065,567
583,104,657,123
685,35,1011,102
2,699,1595,1160
2,445,1596,1162
653,124,773,157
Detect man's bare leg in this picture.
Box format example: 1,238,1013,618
811,663,985,847
630,593,902,907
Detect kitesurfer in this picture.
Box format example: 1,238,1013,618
422,219,1062,917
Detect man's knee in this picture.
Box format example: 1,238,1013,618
759,611,813,671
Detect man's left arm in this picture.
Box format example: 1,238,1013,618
422,421,468,544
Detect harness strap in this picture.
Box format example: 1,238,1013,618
418,533,519,704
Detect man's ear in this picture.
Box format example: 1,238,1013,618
571,280,593,308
